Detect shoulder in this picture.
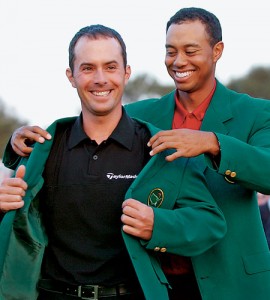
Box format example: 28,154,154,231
218,81,270,109
214,81,270,123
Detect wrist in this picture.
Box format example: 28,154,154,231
208,132,220,156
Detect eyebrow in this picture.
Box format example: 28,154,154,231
165,42,200,48
81,60,119,65
165,44,175,49
104,60,119,65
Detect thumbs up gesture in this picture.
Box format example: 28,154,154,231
0,165,28,212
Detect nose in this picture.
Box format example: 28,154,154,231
173,52,188,67
93,69,107,84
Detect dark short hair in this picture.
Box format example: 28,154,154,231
68,24,127,72
166,7,222,47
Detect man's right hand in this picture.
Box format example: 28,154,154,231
0,165,27,212
11,126,51,157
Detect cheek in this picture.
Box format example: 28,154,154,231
113,74,127,88
165,56,173,67
75,75,91,89
193,55,211,69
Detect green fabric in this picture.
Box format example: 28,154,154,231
0,116,226,300
125,80,270,299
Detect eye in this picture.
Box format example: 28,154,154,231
107,64,117,70
185,48,199,56
166,50,177,57
83,66,93,71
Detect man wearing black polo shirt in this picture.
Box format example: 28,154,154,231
0,24,226,300
0,24,149,300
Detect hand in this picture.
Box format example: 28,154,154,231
121,199,154,240
11,126,51,157
0,165,27,212
147,129,220,161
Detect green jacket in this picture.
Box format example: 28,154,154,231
0,117,226,300
125,80,270,300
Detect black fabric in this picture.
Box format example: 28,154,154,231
167,273,202,300
39,110,151,286
0,212,5,222
259,202,270,249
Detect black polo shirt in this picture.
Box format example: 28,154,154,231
40,109,151,286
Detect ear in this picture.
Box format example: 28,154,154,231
66,68,76,88
213,41,224,63
124,65,131,84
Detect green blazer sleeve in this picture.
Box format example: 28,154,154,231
201,81,270,193
2,137,22,170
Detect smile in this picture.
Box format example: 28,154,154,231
92,90,110,96
175,71,193,78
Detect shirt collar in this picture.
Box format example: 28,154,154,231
175,80,216,121
68,108,135,151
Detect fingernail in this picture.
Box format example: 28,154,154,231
38,137,45,143
46,134,52,139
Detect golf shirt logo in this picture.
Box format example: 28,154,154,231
106,173,137,180
148,188,164,208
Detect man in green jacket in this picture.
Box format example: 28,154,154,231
126,7,270,300
0,23,226,300
7,7,270,300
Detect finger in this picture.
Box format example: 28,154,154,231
122,224,140,236
0,179,27,195
16,165,26,179
122,198,140,208
122,204,138,218
0,185,27,197
122,217,151,240
11,144,32,157
165,151,183,162
31,126,52,140
0,184,26,212
149,141,176,156
121,214,141,236
121,213,136,225
0,198,24,213
12,126,51,149
0,192,24,202
147,131,167,147
21,128,50,144
149,134,175,152
2,165,27,191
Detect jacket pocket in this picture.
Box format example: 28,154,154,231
243,251,270,274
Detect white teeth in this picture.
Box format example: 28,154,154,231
175,71,193,78
92,91,110,96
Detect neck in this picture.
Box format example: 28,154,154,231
177,79,216,112
82,110,122,145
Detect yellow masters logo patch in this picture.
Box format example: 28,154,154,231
148,188,164,208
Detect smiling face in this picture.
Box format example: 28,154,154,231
66,36,131,118
165,20,223,99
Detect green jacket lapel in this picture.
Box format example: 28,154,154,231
150,92,175,130
201,81,232,134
